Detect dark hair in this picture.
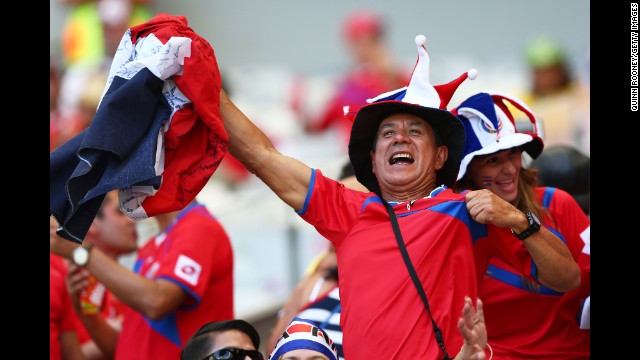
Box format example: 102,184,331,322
338,162,355,180
180,320,261,360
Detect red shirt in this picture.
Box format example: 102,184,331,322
114,203,234,359
299,170,534,360
50,253,78,360
479,187,590,359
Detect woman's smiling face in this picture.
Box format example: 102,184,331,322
467,147,523,203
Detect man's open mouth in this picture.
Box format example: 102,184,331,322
389,153,414,165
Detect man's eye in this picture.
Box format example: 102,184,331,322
216,350,233,359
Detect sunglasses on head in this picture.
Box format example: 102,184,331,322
202,347,264,360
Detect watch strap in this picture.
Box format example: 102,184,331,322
511,211,541,241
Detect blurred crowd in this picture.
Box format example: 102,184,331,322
51,0,154,152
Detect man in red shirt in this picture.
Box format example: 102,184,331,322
51,199,234,360
216,34,579,359
66,191,137,359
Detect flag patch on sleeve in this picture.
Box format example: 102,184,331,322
174,254,202,286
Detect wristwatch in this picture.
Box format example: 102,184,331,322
71,244,94,267
511,211,541,241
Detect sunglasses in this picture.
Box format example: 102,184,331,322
202,347,264,360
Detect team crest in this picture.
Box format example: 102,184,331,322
480,117,503,134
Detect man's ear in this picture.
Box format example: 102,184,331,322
434,145,448,170
370,150,376,174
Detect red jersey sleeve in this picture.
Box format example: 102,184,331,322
153,206,233,307
298,169,372,248
544,187,590,263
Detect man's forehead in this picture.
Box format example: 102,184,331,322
379,113,430,128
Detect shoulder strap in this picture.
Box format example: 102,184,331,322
383,201,451,360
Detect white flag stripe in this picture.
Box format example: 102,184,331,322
580,225,590,255
298,308,333,321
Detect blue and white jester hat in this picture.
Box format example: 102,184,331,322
269,318,338,360
348,35,477,194
452,92,544,181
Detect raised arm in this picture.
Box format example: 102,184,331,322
219,89,312,210
50,218,187,322
466,189,580,292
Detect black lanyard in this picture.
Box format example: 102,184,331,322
383,200,451,360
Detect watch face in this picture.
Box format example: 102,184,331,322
73,247,89,266
529,212,541,226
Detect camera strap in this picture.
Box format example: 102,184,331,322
384,200,451,360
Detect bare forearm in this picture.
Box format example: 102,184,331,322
522,226,580,292
86,249,185,320
219,89,276,173
79,315,119,360
51,219,185,320
219,89,312,209
465,191,580,292
60,332,85,360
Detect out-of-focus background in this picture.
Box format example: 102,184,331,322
50,0,590,349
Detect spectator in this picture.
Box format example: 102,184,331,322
51,199,235,360
521,35,589,155
181,319,263,360
57,0,155,142
452,91,590,359
217,34,577,359
297,10,409,147
59,0,154,68
269,318,338,360
66,191,138,359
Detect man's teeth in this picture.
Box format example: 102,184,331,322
390,153,413,164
